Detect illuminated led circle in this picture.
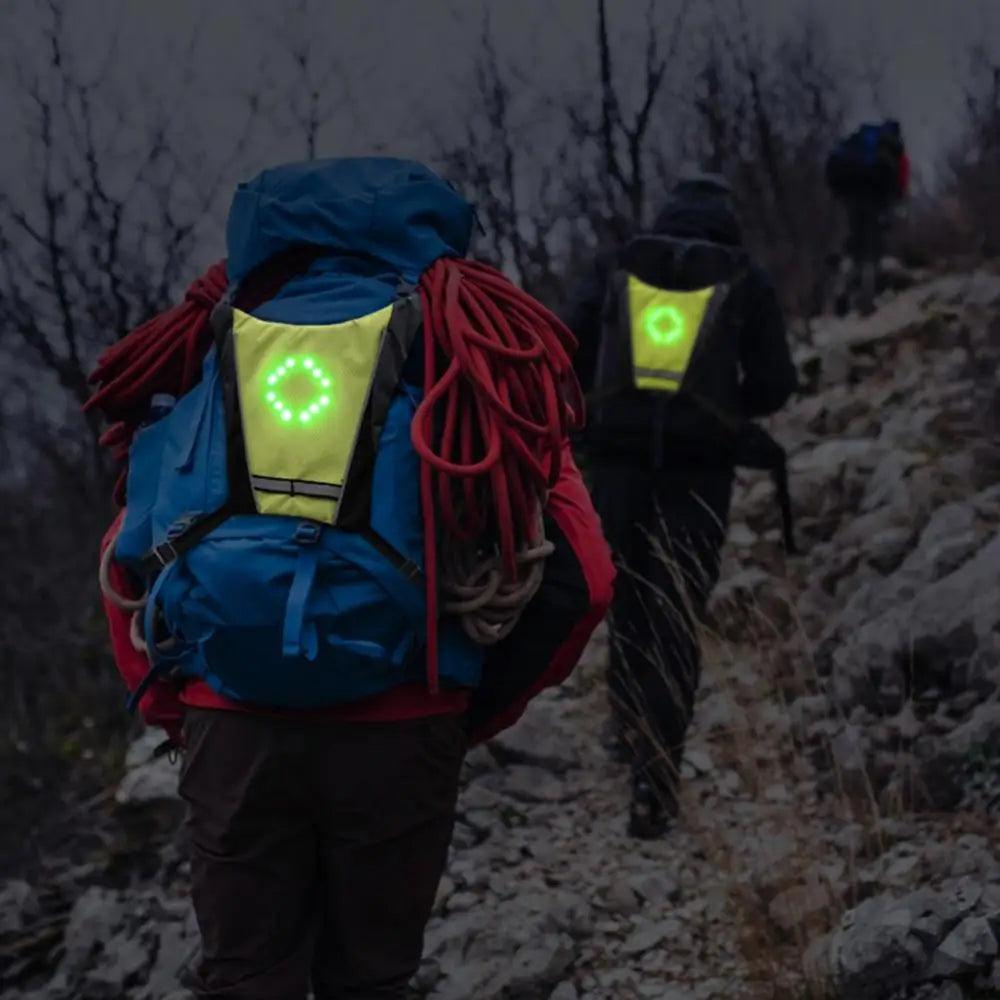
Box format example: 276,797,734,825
262,355,333,426
642,304,685,346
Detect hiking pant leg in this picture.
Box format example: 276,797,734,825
308,715,466,1000
648,466,730,759
615,517,702,809
617,467,732,804
607,541,687,750
179,709,317,1000
592,465,661,742
845,199,864,264
861,198,881,264
597,465,697,804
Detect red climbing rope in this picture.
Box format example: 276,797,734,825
413,257,583,691
86,261,227,491
86,249,323,502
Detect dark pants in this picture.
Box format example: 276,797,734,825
593,463,732,811
845,196,886,265
178,709,467,1000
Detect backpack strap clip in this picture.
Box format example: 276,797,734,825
148,513,205,569
150,540,179,568
140,505,232,576
294,522,322,545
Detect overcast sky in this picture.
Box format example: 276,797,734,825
3,0,1000,205
109,0,1000,183
1,0,998,458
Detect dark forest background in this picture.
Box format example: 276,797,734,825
2,0,999,803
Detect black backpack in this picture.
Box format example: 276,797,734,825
589,234,745,454
588,234,797,552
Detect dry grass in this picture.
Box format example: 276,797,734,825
607,527,999,999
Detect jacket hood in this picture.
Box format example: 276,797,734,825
653,190,743,247
226,157,474,285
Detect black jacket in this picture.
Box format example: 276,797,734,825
564,200,797,426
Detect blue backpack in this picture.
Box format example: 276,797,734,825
826,122,903,199
110,159,486,710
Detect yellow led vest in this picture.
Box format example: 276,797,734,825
231,304,393,524
627,274,716,392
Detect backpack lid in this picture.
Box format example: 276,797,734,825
622,234,746,291
226,158,474,286
847,121,903,152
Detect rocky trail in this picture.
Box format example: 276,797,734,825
3,265,1000,999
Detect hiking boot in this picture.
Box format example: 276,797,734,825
600,718,631,764
627,776,673,840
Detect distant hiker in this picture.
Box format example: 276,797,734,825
564,172,797,839
89,158,614,1000
826,119,910,315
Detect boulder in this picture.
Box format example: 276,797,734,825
116,731,181,806
928,916,998,977
826,534,1000,715
488,701,580,773
830,878,1000,999
0,879,39,935
829,894,930,999
621,918,682,956
425,893,584,1000
860,450,926,514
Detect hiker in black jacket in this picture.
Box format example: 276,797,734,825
564,173,797,838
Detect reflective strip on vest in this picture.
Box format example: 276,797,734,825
231,304,393,524
627,275,715,392
249,475,344,500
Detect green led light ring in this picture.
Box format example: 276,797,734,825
642,304,686,346
263,355,333,426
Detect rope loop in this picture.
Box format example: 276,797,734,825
414,259,582,684
98,525,148,613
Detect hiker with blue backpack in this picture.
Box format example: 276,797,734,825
564,172,798,839
89,158,614,1000
826,119,910,315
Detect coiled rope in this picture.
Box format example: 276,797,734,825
413,258,582,686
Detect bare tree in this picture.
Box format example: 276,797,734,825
586,0,691,231
436,0,850,324
434,10,604,302
947,42,1000,256
254,0,365,160
0,1,258,487
0,0,260,768
435,1,693,303
687,3,847,316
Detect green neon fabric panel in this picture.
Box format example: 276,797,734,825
232,304,393,524
627,275,715,392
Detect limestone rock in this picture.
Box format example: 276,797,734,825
116,731,181,806
929,916,998,977
0,880,39,935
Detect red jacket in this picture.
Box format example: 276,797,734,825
102,441,613,744
898,152,911,199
